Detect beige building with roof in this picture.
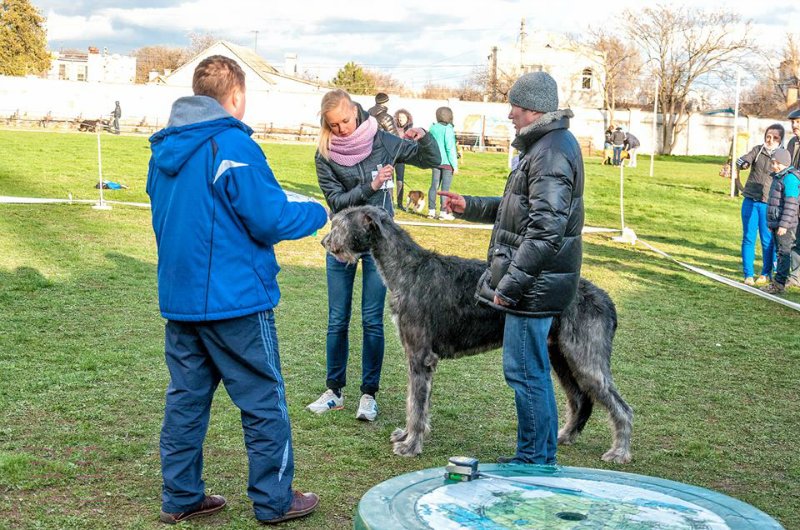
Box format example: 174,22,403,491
162,41,326,95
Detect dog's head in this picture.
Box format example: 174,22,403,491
321,206,390,264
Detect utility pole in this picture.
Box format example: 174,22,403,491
250,30,259,52
490,46,498,102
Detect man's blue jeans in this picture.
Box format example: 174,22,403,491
612,146,623,165
741,198,774,279
325,252,387,395
161,310,293,521
502,314,557,464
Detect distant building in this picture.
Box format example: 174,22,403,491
493,20,606,109
162,41,326,94
47,47,136,84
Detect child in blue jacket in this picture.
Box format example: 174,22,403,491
147,56,326,525
761,148,799,294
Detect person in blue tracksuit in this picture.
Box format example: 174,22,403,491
147,55,326,525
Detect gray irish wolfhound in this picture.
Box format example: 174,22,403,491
321,206,633,464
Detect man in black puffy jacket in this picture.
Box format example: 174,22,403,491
439,71,584,465
367,92,398,136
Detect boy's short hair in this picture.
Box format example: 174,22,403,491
192,55,245,102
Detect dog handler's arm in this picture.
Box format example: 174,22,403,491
437,191,465,214
393,130,441,169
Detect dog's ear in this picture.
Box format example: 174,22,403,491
361,208,387,237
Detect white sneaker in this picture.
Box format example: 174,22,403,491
439,212,455,221
427,209,437,219
306,389,343,414
356,394,378,421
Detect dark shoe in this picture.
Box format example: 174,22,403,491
497,455,519,464
159,494,226,524
260,491,319,525
760,282,785,294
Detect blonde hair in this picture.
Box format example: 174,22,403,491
192,55,245,103
317,89,354,160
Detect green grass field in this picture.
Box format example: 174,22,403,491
0,130,798,529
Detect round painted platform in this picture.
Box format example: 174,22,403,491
354,464,783,529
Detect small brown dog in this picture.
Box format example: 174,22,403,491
406,190,426,213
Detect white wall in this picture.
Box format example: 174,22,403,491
0,75,788,156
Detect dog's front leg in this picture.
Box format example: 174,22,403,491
391,349,437,457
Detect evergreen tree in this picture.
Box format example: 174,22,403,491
331,62,375,95
0,0,50,76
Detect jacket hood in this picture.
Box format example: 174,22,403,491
512,109,574,151
149,96,252,176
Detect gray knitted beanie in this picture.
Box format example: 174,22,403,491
508,72,558,113
772,148,791,167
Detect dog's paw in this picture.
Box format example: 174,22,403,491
601,448,632,464
392,437,423,457
390,428,407,443
557,429,578,446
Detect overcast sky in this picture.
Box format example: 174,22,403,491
35,0,800,90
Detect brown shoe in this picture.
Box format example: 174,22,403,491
159,494,226,524
260,490,319,525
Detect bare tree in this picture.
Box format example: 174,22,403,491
623,5,755,154
586,29,642,125
132,46,185,84
367,70,413,97
469,65,515,102
186,32,219,58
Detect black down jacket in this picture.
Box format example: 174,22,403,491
460,110,585,317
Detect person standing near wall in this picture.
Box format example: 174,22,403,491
610,126,626,166
393,109,413,210
623,131,640,168
110,101,121,134
367,93,398,135
427,106,457,220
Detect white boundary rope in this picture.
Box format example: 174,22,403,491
635,237,800,313
2,194,797,311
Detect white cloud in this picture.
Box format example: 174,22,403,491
45,11,116,42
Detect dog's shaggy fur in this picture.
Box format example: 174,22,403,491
322,206,633,463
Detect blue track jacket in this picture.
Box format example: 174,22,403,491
147,96,327,321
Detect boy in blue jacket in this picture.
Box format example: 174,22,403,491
761,148,799,295
147,56,327,525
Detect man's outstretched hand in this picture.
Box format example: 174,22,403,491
437,191,465,214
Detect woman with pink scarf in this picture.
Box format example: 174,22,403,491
307,89,440,422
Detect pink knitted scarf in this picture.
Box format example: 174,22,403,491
328,116,378,166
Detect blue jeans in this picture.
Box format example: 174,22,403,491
612,146,623,165
502,314,557,464
428,167,454,210
325,253,387,395
161,311,294,521
741,198,774,279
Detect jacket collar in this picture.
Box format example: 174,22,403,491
512,109,573,152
